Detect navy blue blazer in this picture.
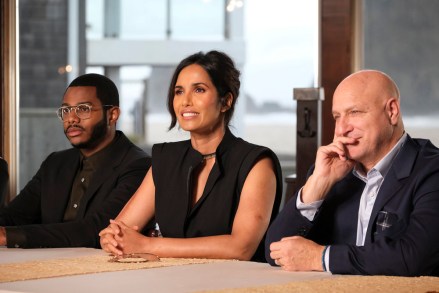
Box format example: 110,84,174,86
266,135,439,276
0,131,151,248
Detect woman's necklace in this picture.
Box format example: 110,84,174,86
202,152,216,160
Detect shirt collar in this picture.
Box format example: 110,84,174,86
353,132,407,181
80,131,121,170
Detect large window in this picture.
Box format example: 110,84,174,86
11,0,439,196
243,1,317,159
18,0,318,189
362,0,439,146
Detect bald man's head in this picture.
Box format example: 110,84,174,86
335,70,399,102
332,70,405,171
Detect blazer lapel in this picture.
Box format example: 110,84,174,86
365,137,418,243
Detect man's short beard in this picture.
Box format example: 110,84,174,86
70,114,108,150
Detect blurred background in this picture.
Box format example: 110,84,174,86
3,0,439,198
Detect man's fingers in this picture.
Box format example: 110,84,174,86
270,250,281,260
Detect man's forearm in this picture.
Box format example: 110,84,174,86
301,174,333,203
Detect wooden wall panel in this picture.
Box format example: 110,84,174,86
284,0,355,203
1,0,19,200
321,0,354,145
1,0,5,156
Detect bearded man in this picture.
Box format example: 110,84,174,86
0,73,151,248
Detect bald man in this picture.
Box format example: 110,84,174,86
265,70,439,276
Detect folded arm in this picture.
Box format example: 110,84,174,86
100,157,277,260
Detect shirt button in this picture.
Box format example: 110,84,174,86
81,178,85,182
73,204,78,208
298,227,307,236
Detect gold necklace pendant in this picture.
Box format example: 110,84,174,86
202,152,216,160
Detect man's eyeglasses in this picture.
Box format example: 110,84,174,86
56,104,114,121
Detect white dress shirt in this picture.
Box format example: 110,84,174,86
296,132,407,271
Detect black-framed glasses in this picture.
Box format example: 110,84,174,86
56,104,114,121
